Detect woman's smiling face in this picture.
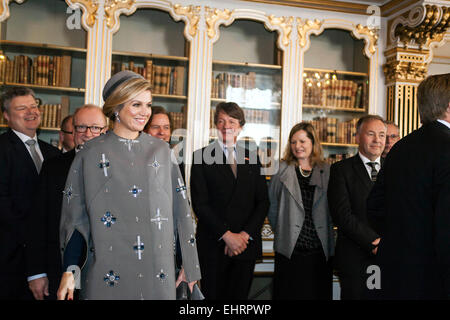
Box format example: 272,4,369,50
115,90,152,139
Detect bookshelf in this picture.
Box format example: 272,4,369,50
302,29,370,164
210,19,281,165
111,8,189,147
0,1,86,147
210,60,282,153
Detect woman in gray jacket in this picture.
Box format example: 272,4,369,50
268,122,334,300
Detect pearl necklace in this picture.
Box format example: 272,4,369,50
299,166,312,178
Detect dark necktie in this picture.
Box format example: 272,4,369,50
226,147,237,178
367,162,378,182
25,139,42,173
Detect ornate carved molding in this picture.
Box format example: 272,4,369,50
0,0,25,22
383,48,429,84
268,15,292,48
297,18,322,49
104,0,137,30
173,4,201,39
66,0,137,30
390,4,449,49
383,60,428,83
355,24,378,56
205,7,233,40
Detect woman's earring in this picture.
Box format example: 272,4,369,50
114,111,120,123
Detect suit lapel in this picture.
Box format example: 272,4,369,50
352,155,373,190
279,164,304,210
210,141,236,181
8,129,37,173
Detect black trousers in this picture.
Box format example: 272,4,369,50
273,249,333,300
199,247,256,300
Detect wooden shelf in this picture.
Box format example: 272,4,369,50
152,93,187,100
211,98,280,108
0,40,86,54
321,142,358,147
303,104,366,112
213,59,282,70
1,82,85,94
112,50,188,62
303,67,368,77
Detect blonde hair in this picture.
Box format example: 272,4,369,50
282,122,325,167
102,77,152,122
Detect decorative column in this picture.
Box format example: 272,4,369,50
65,0,138,106
384,3,449,137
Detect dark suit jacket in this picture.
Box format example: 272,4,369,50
367,121,450,299
25,149,76,296
328,154,380,275
190,141,269,261
0,130,60,288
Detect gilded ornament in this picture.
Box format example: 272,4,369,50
383,60,428,83
173,4,201,38
297,18,322,49
267,15,293,48
355,24,378,56
205,7,233,40
104,0,136,29
0,0,25,21
393,5,449,48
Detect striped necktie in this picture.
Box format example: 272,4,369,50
367,162,378,182
25,139,42,173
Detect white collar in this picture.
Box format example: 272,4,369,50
437,119,450,130
217,139,236,152
12,129,37,144
358,151,381,166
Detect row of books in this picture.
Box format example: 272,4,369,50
324,153,355,165
307,117,359,145
111,60,185,96
211,71,257,99
39,102,70,128
0,54,72,87
303,79,367,109
169,106,187,131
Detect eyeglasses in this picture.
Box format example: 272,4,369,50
61,130,73,134
386,134,400,140
74,125,105,134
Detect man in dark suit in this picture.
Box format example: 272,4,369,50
327,114,386,300
0,87,60,300
367,73,450,299
190,102,269,300
26,104,107,300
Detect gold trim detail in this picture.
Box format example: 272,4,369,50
355,24,378,56
66,0,98,28
383,60,428,84
297,18,322,48
0,0,26,20
173,4,201,38
104,0,136,30
67,0,136,29
268,15,293,48
205,7,233,40
394,5,449,48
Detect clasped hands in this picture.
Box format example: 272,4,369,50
222,230,251,257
